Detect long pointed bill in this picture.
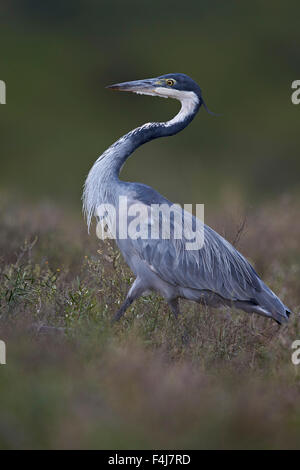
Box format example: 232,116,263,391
106,78,160,96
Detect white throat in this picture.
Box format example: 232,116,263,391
157,89,199,126
135,88,199,126
83,89,199,230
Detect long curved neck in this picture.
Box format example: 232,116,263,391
83,92,201,228
110,93,201,177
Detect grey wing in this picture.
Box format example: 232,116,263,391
116,187,290,319
128,217,263,303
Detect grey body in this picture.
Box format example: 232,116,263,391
83,74,292,324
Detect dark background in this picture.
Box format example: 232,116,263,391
1,0,299,208
1,1,300,450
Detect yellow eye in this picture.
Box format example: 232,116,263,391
166,79,175,86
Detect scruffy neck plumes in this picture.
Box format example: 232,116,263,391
83,91,200,230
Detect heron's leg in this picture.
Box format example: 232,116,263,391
112,278,145,322
113,297,134,322
168,298,181,319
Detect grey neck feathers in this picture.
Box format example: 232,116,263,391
83,93,201,229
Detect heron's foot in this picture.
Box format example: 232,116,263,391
112,306,126,323
181,329,190,346
112,310,123,323
168,298,181,319
112,297,133,323
112,278,147,323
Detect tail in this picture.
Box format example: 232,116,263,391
254,281,292,324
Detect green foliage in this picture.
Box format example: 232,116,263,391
0,196,299,449
0,241,58,316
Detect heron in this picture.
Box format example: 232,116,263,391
83,73,292,324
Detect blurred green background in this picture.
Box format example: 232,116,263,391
1,1,300,450
1,0,299,207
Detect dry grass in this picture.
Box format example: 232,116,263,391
0,193,299,449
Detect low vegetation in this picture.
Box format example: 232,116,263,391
0,193,299,449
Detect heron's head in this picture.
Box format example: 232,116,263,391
106,73,216,114
107,73,204,102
